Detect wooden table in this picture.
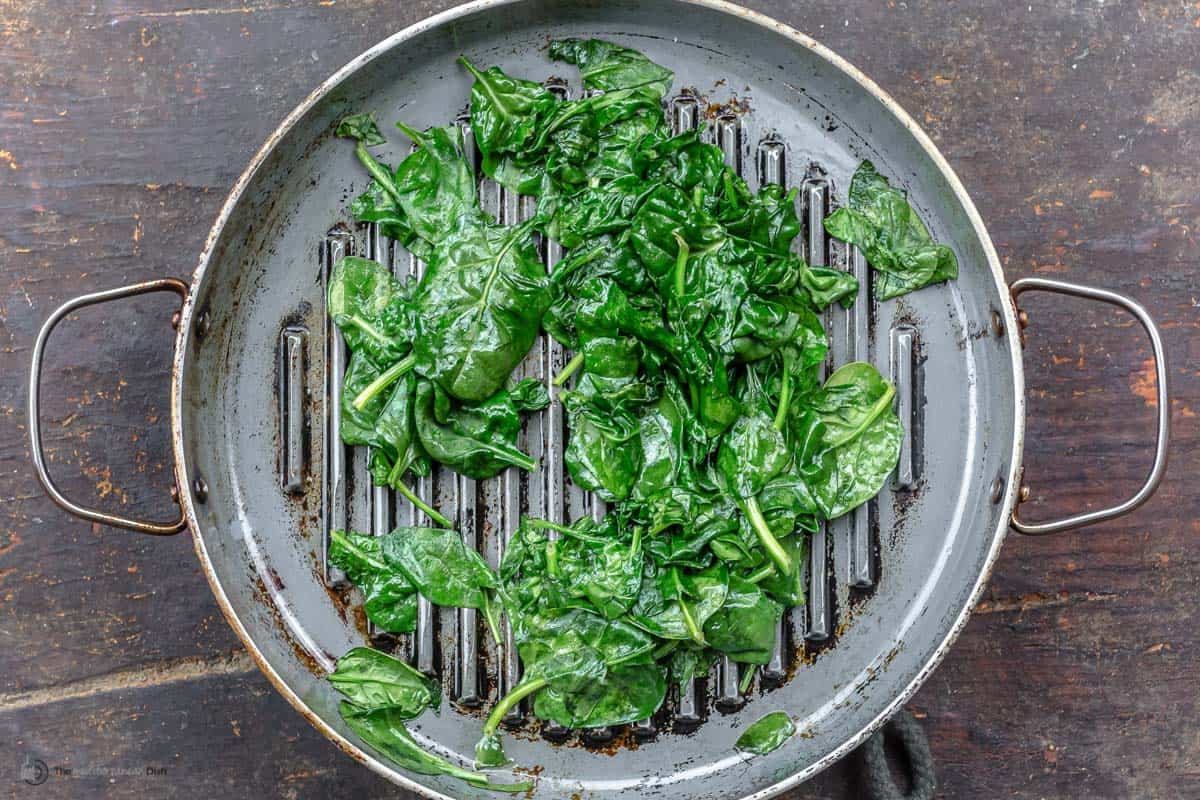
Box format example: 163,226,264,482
1,1,1195,797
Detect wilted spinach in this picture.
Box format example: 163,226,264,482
735,711,797,756
381,526,503,643
329,530,417,633
327,643,530,793
809,363,903,519
329,647,441,715
823,160,958,299
327,38,954,786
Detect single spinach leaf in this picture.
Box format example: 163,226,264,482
370,370,429,485
414,380,538,479
816,362,897,447
390,123,479,242
341,703,530,792
629,563,729,643
336,112,387,146
533,662,667,728
329,646,440,716
327,256,415,367
459,57,559,162
548,38,674,100
666,643,718,691
563,407,642,502
808,363,902,519
413,217,551,403
801,265,860,310
381,526,498,615
813,411,902,520
823,160,958,300
717,408,790,499
632,383,690,501
702,576,782,665
507,377,551,412
735,711,796,756
756,534,809,607
329,530,418,633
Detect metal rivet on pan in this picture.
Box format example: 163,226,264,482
1019,484,1031,503
990,310,1005,338
170,310,182,330
169,484,180,504
192,477,208,503
195,310,211,340
990,476,1005,504
1018,309,1030,329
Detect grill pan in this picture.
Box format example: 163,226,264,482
26,1,1170,797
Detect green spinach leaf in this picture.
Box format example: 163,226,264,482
381,526,501,640
823,160,958,299
735,711,796,756
413,217,551,403
414,380,538,479
341,703,530,792
702,576,782,665
548,38,674,100
329,530,417,633
329,647,440,716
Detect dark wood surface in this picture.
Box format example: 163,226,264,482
1,1,1196,797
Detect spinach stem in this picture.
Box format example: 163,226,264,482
652,640,678,660
552,352,584,386
746,563,776,584
824,381,896,447
743,496,794,577
353,353,416,410
385,454,408,486
354,141,402,205
441,759,526,791
672,231,690,298
483,676,549,739
773,349,793,432
480,592,503,646
529,518,577,536
501,447,539,471
392,480,454,529
528,518,606,544
344,315,393,348
739,665,756,694
672,567,706,646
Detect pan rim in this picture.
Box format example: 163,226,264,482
169,1,1026,797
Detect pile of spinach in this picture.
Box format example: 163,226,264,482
325,38,955,787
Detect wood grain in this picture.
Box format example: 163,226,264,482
1,1,1196,798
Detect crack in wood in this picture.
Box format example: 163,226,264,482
973,590,1119,616
0,651,257,713
115,3,297,19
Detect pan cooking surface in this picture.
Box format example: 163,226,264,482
175,2,1021,796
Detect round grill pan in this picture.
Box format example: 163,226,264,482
27,1,1170,798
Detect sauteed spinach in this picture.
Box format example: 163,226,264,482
329,648,531,793
324,38,956,787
